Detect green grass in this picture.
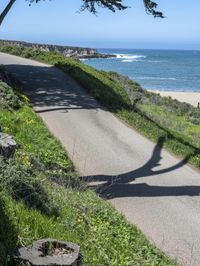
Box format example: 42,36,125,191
140,104,200,148
1,45,199,169
1,45,198,168
0,68,177,265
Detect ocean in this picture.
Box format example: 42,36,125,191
83,49,200,92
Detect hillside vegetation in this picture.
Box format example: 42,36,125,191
0,68,178,265
0,45,199,169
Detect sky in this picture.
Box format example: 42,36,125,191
0,0,200,50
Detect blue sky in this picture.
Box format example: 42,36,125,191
0,0,200,49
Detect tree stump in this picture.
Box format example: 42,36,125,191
13,239,82,266
0,132,16,159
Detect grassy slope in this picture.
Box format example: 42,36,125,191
0,45,198,168
0,71,177,265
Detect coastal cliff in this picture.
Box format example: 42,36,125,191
0,40,115,59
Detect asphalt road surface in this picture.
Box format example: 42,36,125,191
1,52,200,266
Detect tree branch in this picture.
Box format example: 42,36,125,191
0,0,16,26
81,0,163,17
143,0,164,18
80,0,127,14
0,0,164,27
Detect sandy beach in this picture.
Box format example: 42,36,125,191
149,90,200,108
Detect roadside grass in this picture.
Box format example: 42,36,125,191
0,45,199,168
0,70,177,265
139,104,200,148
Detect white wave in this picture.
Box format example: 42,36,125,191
114,53,146,60
122,59,145,63
121,59,134,63
80,58,88,61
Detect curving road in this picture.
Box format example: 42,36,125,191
1,52,200,266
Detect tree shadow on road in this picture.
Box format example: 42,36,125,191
3,62,200,200
83,136,200,199
1,64,106,112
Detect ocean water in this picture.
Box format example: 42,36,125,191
83,49,200,92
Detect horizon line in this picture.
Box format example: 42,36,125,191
1,38,200,52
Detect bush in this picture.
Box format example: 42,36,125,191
0,81,22,110
0,156,60,217
0,66,178,266
0,45,199,168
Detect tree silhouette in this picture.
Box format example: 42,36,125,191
0,0,164,26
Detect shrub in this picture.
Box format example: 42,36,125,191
0,156,60,217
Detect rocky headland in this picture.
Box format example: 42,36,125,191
0,40,116,59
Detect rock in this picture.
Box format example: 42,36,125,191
0,132,16,159
0,39,116,59
13,239,82,266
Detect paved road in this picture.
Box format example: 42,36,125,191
1,52,200,266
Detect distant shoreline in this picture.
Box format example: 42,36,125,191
85,49,200,94
0,39,116,59
148,90,200,108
